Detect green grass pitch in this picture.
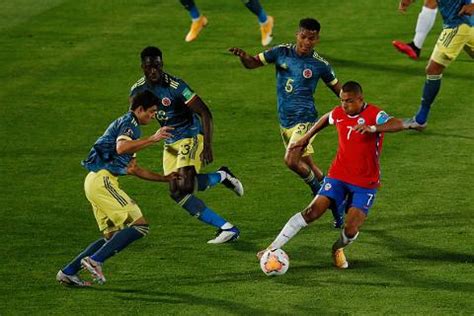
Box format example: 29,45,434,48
1,0,473,314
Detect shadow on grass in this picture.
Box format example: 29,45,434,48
330,57,474,81
92,288,289,315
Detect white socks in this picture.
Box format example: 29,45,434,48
413,6,438,49
270,212,308,249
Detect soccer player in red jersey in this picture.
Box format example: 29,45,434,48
257,81,408,269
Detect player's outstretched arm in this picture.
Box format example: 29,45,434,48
228,47,263,69
127,159,179,182
289,113,330,152
327,81,342,98
188,96,213,165
116,126,174,155
353,117,406,134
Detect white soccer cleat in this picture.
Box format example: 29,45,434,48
403,117,427,131
56,270,91,287
207,226,240,244
218,166,244,197
81,257,106,285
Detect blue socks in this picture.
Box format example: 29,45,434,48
62,238,106,275
180,0,200,19
303,170,321,196
90,225,148,263
243,0,267,23
181,194,227,228
198,208,227,228
196,173,222,191
415,74,442,124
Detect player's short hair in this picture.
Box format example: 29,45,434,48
342,81,363,95
140,46,162,62
130,90,160,111
299,18,321,32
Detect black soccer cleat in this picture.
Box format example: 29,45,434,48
218,166,244,197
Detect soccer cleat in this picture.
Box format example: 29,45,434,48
185,16,208,42
81,257,106,285
260,16,274,46
256,247,271,260
56,270,91,287
207,226,240,244
333,216,344,229
218,166,244,197
392,40,420,60
332,248,349,269
403,117,427,131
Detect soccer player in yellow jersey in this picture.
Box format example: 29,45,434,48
56,91,176,286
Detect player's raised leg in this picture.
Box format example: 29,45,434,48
393,1,438,60
195,166,244,196
170,166,239,244
242,0,273,46
180,0,208,42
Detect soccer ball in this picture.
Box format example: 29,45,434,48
259,248,289,276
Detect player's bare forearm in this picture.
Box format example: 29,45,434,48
116,127,173,154
307,113,330,138
129,166,172,182
328,81,342,97
228,47,263,69
459,4,474,16
290,113,330,151
354,118,406,134
188,96,214,164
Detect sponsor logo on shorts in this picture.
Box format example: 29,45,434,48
324,183,332,191
303,68,312,78
162,97,171,106
357,118,365,125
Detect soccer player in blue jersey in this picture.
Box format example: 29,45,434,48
402,0,474,130
180,0,274,46
56,91,176,286
229,18,345,227
130,46,243,244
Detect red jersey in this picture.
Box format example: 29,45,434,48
327,103,391,189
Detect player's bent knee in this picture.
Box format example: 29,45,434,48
132,224,150,237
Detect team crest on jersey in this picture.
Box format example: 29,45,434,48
324,183,332,191
303,68,312,78
162,97,171,107
124,128,134,138
357,118,365,125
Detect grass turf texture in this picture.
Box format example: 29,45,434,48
1,0,473,314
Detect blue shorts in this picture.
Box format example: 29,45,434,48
318,177,377,215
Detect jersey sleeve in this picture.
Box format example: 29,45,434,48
129,77,146,97
116,120,139,142
258,46,280,65
328,110,335,125
375,111,392,125
175,78,197,105
320,63,338,86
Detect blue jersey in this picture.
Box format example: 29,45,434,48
130,72,202,144
258,44,338,128
82,112,141,176
438,0,473,28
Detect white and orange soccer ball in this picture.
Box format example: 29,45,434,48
259,248,289,276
